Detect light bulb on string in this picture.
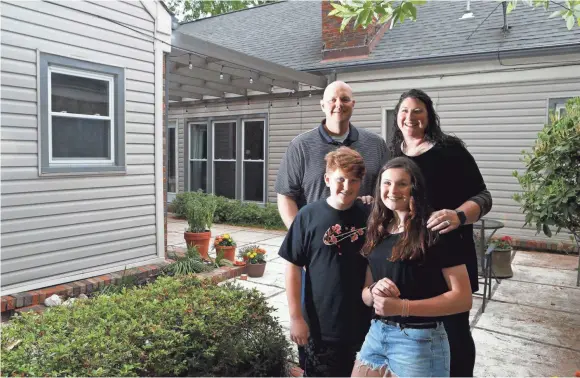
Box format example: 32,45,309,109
188,54,193,70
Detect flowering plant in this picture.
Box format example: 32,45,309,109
213,234,236,249
238,244,267,264
492,236,513,250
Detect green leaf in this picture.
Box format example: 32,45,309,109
543,223,553,237
359,8,371,28
566,14,575,29
409,3,417,20
549,10,562,18
340,15,353,32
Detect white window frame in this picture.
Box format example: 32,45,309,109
188,122,208,192
48,65,115,166
241,119,266,203
212,120,237,198
547,97,571,124
168,120,178,194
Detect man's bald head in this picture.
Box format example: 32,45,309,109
320,81,356,133
323,81,354,101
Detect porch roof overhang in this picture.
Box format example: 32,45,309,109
168,31,327,105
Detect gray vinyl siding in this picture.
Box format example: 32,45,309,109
170,71,579,246
0,0,158,289
169,95,382,204
344,78,580,245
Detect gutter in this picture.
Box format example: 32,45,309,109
303,44,580,75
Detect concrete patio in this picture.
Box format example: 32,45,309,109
168,217,580,377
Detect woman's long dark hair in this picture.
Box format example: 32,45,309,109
389,89,464,157
362,157,438,261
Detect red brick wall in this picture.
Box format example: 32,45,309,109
321,0,379,50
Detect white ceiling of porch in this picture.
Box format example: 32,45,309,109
168,31,327,104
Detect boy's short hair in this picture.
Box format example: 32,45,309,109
325,147,366,179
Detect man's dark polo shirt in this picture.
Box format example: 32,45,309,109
275,120,389,208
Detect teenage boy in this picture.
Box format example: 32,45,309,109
279,147,371,377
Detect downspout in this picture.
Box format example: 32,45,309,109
154,13,165,260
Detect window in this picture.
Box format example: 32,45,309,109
189,123,208,192
242,120,265,202
548,98,571,123
382,107,395,142
39,53,125,174
213,121,236,199
186,115,267,202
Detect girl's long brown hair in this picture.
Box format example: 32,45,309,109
362,157,438,261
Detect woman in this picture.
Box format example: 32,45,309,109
390,89,492,376
352,157,472,377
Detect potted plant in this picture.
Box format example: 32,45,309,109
184,192,217,260
513,97,580,286
489,236,514,279
238,244,267,277
213,234,237,262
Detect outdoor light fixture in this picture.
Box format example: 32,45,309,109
219,66,224,80
188,54,193,70
250,77,253,84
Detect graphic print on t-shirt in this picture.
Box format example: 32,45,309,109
323,224,366,254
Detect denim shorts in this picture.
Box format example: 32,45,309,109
356,319,450,377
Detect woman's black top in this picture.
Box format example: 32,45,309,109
407,142,487,292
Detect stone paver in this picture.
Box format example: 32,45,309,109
472,328,580,377
229,279,285,298
511,250,578,270
228,230,281,244
492,279,580,313
170,219,580,376
247,258,285,288
475,300,580,350
510,264,578,288
260,235,286,247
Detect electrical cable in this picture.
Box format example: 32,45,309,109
42,0,303,89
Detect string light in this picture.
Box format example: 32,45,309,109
188,54,193,70
249,77,253,84
309,85,312,97
219,65,224,80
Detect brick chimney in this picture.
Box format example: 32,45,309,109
321,0,390,61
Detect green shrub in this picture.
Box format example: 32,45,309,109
185,191,217,233
171,193,286,230
1,276,291,377
513,97,580,239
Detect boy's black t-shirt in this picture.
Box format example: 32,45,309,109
368,231,466,324
278,199,371,344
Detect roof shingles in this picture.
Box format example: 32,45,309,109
177,0,580,72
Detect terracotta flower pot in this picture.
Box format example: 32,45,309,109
246,262,266,277
217,245,236,262
184,231,211,259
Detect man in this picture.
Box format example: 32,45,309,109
279,147,371,377
275,80,389,228
275,81,388,370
